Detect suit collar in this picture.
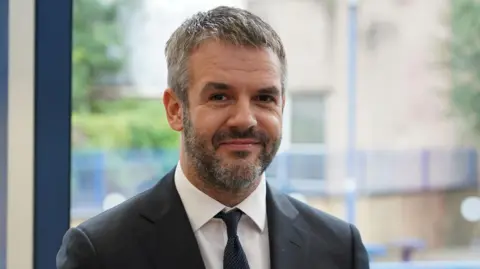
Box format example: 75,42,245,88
136,168,206,269
266,185,308,269
136,166,312,269
266,187,342,269
174,163,268,232
174,164,224,231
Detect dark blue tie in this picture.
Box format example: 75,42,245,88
215,209,250,269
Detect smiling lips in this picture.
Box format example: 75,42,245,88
219,139,261,150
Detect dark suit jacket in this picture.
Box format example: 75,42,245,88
57,168,370,269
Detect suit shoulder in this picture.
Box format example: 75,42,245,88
75,188,151,237
287,196,353,236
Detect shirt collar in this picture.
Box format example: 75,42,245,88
174,162,267,232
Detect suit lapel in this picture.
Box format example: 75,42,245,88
267,185,343,269
135,168,206,269
266,185,308,269
134,168,340,269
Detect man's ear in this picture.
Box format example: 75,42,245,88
163,88,184,131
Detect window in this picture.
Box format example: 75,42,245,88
290,92,325,145
273,91,327,191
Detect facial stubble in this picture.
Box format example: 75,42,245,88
182,107,281,193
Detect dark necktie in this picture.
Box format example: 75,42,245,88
215,209,250,269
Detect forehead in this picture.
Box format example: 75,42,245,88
188,41,282,90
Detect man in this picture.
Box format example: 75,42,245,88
57,6,369,269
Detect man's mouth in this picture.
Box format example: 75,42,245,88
219,139,261,150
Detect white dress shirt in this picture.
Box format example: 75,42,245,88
174,164,271,269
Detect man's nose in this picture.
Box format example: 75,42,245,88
226,98,257,130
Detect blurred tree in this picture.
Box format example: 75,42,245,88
71,0,180,149
72,0,125,113
72,99,180,149
449,0,480,142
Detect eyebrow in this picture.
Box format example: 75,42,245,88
202,82,281,96
202,82,231,91
258,86,281,96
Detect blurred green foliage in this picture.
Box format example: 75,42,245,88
73,100,180,149
449,0,480,142
72,0,125,113
71,0,179,149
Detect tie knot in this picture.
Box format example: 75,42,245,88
215,209,243,238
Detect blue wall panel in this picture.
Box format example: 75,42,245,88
34,0,72,268
0,0,8,267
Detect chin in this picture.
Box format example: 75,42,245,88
222,157,260,169
224,151,258,160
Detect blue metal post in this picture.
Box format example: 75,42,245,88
94,151,106,208
468,149,478,187
276,152,290,192
345,0,358,224
420,150,430,191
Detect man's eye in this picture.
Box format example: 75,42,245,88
210,94,228,101
256,95,275,102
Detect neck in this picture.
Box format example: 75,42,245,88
179,155,261,207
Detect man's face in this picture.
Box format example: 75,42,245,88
182,41,284,193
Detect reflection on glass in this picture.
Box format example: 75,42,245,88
71,0,480,265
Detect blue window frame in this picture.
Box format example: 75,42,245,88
33,0,72,268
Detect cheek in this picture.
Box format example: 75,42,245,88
190,110,224,139
259,114,283,137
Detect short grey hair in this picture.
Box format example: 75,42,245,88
165,6,287,104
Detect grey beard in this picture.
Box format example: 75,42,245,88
182,111,278,193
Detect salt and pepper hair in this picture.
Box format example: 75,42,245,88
164,6,287,104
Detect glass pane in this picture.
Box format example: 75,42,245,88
70,0,480,267
291,93,325,144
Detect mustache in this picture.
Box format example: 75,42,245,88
212,127,269,149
